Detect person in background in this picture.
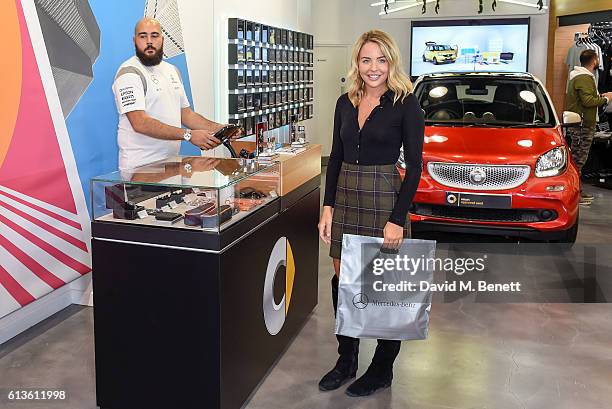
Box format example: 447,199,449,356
112,17,240,171
565,49,612,205
317,30,424,397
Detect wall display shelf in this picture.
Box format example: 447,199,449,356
227,18,314,133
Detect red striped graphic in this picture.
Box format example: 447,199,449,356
0,200,88,252
0,234,65,289
0,1,92,319
0,264,36,307
0,214,90,275
0,190,82,231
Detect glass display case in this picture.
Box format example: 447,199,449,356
91,156,280,233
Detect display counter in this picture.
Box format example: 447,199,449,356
91,150,320,409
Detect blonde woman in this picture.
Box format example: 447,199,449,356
318,30,424,397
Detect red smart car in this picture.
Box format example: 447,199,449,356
399,72,580,243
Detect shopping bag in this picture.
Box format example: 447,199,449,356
335,234,436,340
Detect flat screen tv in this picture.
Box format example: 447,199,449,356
410,18,530,77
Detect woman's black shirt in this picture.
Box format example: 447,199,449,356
323,90,425,226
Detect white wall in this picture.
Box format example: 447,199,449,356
313,0,549,81
178,0,313,117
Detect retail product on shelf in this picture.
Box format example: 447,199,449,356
227,18,314,136
91,157,280,232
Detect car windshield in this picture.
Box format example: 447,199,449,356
415,77,556,127
434,45,451,51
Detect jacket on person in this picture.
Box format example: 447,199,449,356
566,66,608,127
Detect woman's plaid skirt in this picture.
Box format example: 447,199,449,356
330,162,411,259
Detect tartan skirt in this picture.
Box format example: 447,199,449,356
330,162,411,260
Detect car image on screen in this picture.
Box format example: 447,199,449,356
422,42,458,65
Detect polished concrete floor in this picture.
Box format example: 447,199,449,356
1,184,612,409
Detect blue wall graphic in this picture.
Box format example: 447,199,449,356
65,0,199,209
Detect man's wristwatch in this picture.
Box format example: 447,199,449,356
183,129,192,142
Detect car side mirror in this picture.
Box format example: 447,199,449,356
562,111,582,127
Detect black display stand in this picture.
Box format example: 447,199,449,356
92,183,320,409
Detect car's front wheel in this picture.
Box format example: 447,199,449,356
423,55,427,62
433,57,438,65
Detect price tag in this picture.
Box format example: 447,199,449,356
162,205,171,212
137,209,149,219
168,201,178,209
269,190,278,198
192,187,201,194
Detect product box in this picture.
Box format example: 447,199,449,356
261,25,269,43
261,70,269,86
228,18,245,40
269,27,276,44
253,23,261,42
228,69,246,89
245,21,253,41
228,44,246,65
228,94,246,114
262,47,268,64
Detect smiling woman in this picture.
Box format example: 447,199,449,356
318,29,425,398
0,0,22,166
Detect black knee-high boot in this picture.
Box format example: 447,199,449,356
318,275,359,391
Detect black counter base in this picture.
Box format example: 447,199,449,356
93,188,320,409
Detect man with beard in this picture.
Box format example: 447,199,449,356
112,18,235,171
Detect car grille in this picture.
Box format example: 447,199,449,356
413,204,557,223
427,162,530,191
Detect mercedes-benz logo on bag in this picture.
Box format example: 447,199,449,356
469,168,487,185
352,293,369,309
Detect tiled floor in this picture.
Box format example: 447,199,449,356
1,184,612,409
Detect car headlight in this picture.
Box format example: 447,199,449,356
535,146,567,177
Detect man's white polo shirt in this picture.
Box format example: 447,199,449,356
112,56,190,171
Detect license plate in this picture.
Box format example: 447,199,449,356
445,192,512,209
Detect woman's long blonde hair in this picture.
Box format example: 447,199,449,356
347,30,413,107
